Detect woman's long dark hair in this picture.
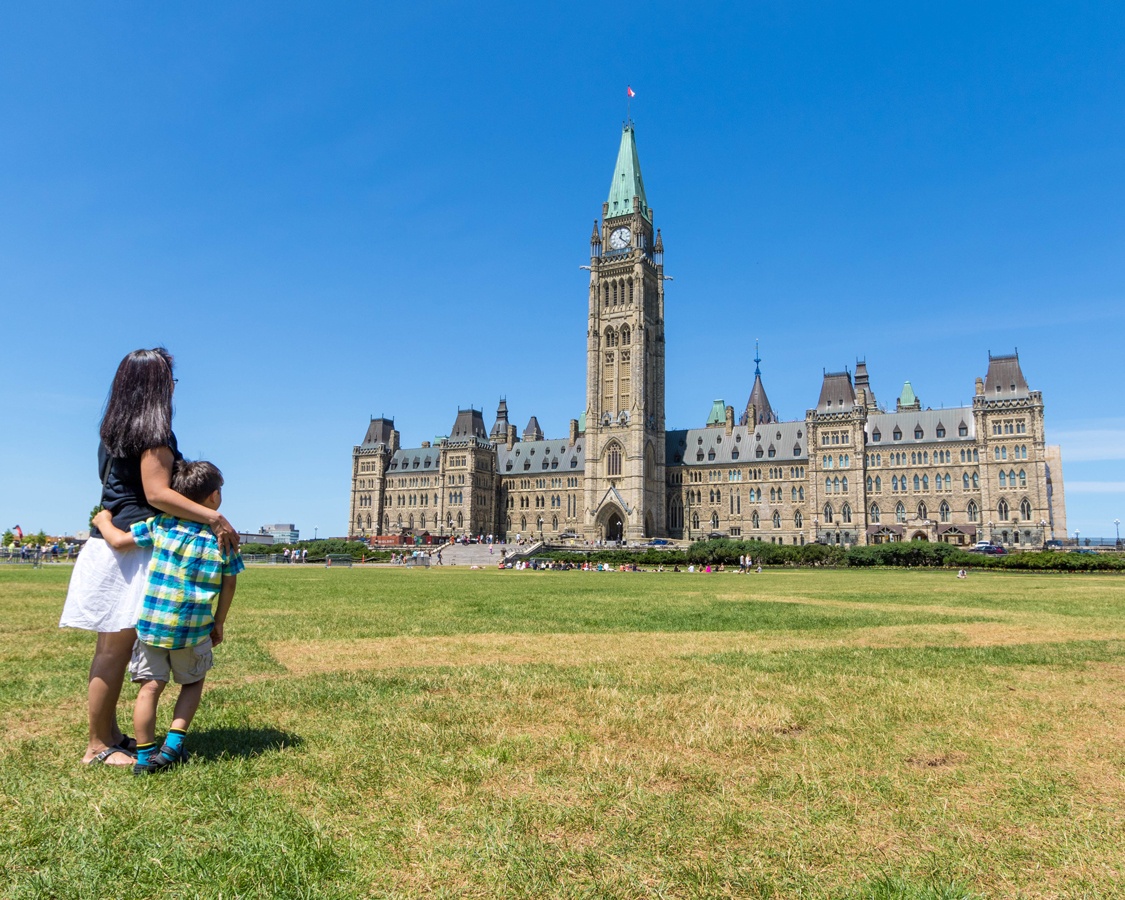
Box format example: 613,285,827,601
99,347,175,457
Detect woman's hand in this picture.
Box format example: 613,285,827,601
210,514,240,554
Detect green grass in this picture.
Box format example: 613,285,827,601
3,565,1125,898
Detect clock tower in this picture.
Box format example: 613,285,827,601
583,121,667,541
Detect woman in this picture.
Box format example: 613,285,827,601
60,348,238,765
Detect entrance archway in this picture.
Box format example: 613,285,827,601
603,510,624,542
910,531,929,541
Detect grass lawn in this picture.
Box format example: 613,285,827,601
2,565,1125,899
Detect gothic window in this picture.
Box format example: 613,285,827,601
913,475,920,491
1018,469,1026,488
620,324,630,345
823,503,833,523
520,515,525,531
1019,498,1031,520
628,279,634,304
692,512,700,529
867,476,872,492
998,499,1010,520
420,514,426,529
605,327,617,348
999,471,1007,488
612,282,618,305
772,511,781,528
939,501,950,522
355,515,362,528
711,512,719,530
921,475,928,490
842,477,848,492
553,516,558,531
606,443,622,477
752,511,760,529
895,502,906,523
870,503,880,523
603,283,609,308
842,503,852,523
917,502,927,520
795,511,803,528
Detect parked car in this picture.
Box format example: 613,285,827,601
647,538,672,546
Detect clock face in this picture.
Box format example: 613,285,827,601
609,227,632,250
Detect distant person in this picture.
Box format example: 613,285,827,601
60,348,237,767
93,459,243,774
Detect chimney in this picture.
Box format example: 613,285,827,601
507,425,516,449
975,377,985,396
421,441,430,449
569,418,579,444
725,405,734,435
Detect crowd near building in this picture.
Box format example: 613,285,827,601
350,122,1066,548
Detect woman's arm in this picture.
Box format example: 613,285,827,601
140,447,240,552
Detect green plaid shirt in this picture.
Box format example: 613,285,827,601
130,515,244,649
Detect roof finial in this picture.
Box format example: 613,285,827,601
754,339,761,377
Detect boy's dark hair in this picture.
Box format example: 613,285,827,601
172,460,224,503
99,347,176,457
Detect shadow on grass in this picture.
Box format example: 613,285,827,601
186,726,302,762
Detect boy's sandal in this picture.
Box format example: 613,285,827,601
151,744,187,771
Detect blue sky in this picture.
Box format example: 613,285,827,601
2,2,1123,540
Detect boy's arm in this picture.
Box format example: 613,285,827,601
92,510,137,552
211,574,236,646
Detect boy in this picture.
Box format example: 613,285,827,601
93,459,243,775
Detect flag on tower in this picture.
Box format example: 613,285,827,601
627,86,636,98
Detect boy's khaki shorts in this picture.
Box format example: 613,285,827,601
129,637,213,685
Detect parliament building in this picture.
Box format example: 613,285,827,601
350,123,1066,548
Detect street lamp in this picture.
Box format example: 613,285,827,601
1115,519,1121,548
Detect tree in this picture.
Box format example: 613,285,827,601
1,530,12,547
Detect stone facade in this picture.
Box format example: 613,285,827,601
349,123,1067,548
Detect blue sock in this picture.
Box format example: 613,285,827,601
136,742,158,766
162,728,186,758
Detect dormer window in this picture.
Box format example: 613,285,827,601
892,428,902,441
914,427,924,440
872,430,881,442
959,423,968,437
936,424,946,438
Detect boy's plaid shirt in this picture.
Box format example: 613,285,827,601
130,515,245,649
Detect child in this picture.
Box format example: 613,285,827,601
93,459,243,775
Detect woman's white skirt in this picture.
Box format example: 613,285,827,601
59,538,153,633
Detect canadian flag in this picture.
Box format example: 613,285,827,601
627,86,636,98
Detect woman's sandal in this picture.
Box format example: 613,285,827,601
85,745,136,766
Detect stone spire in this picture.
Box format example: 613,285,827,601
606,123,651,221
490,398,510,442
854,359,878,410
740,342,777,426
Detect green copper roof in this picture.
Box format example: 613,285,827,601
900,381,917,407
606,124,651,221
578,411,586,433
706,399,727,426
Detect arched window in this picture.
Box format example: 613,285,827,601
867,476,872,492
917,502,927,520
519,515,525,531
921,475,928,490
939,501,950,523
355,514,362,528
552,515,558,531
620,324,631,345
711,512,719,530
1020,498,1032,521
1018,469,1026,488
794,511,803,528
841,503,852,523
823,503,834,523
972,472,979,489
999,471,1007,488
772,511,781,528
752,511,760,529
913,475,920,491
870,503,880,523
895,502,906,523
874,475,881,492
967,500,978,522
963,473,970,490
606,443,622,477
998,499,1010,520
692,512,700,529
825,477,832,493
605,327,617,348
842,476,848,493
420,514,426,529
